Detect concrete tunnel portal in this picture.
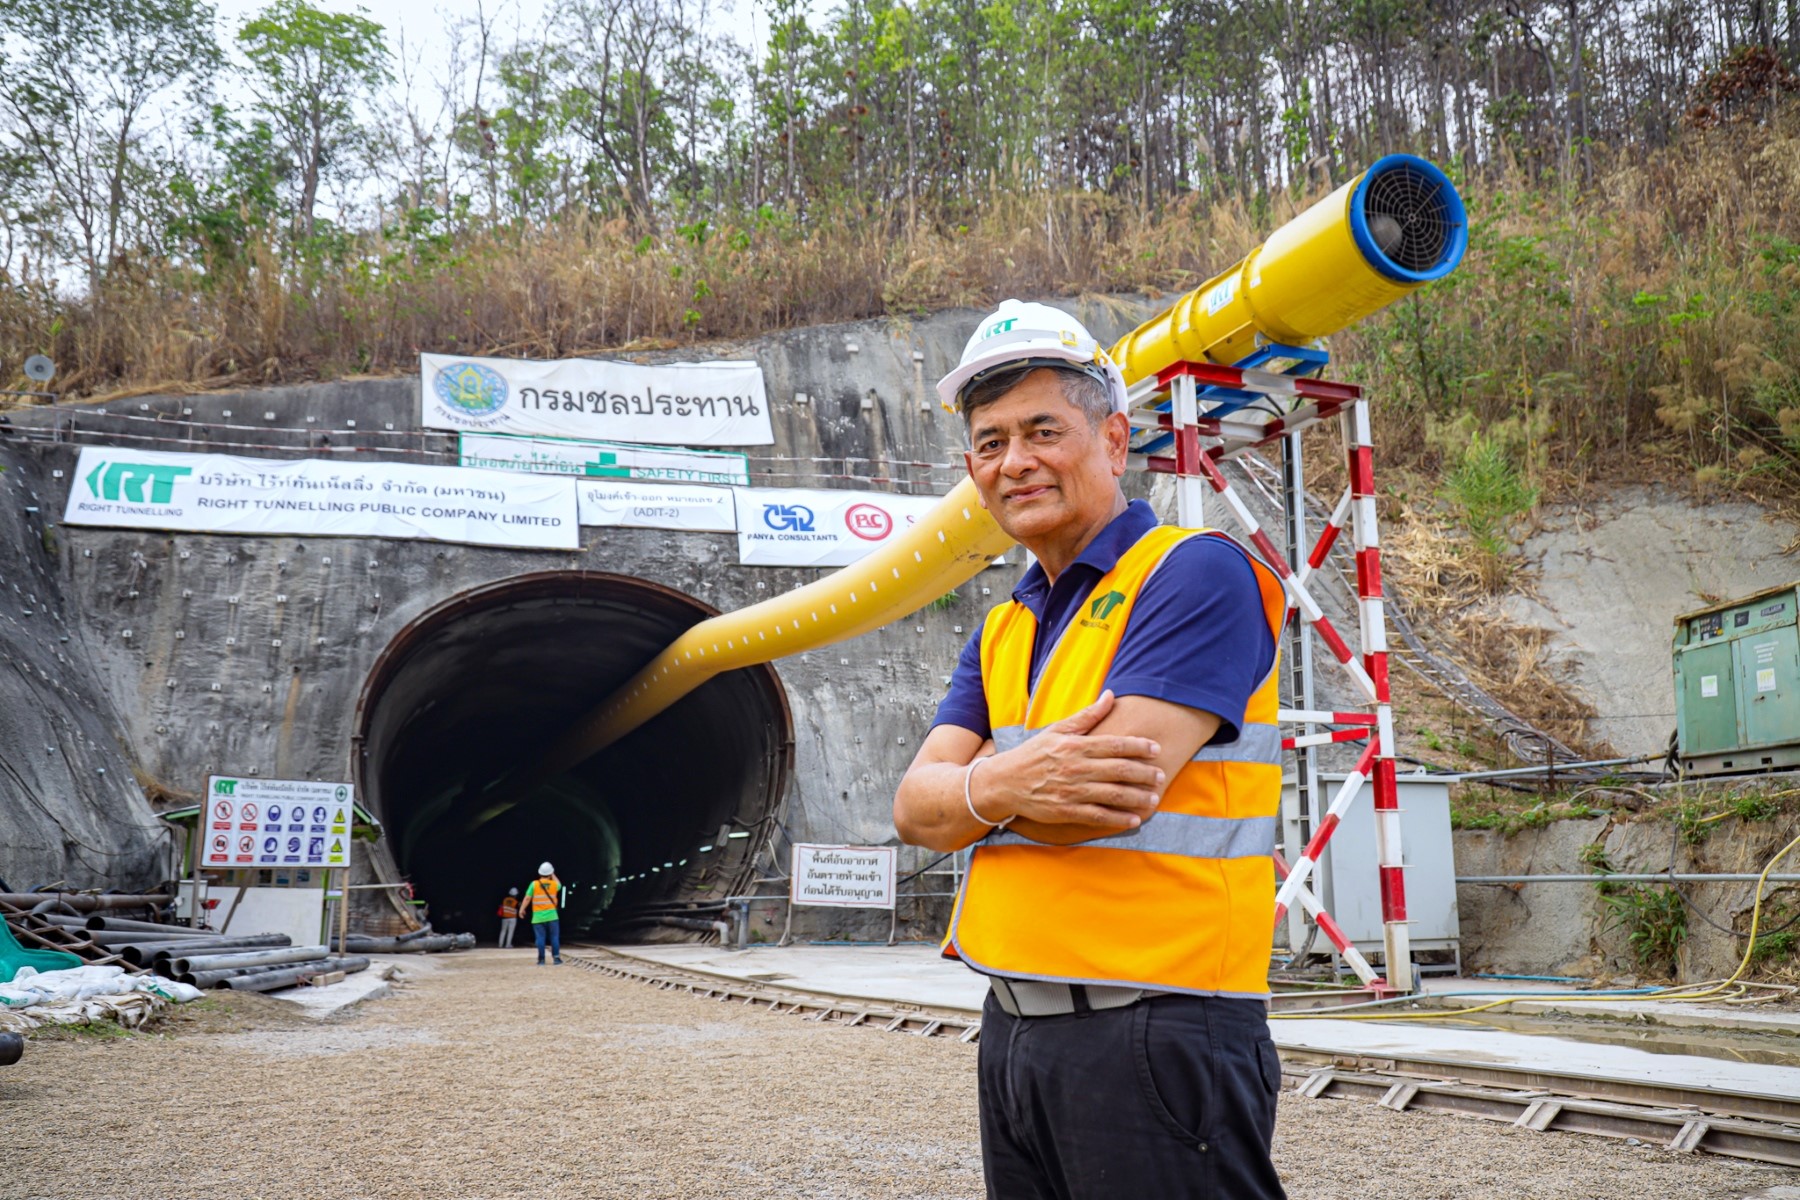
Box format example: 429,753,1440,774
354,572,793,942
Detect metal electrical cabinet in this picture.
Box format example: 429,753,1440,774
1675,582,1800,776
1305,773,1459,967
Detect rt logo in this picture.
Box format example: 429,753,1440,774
762,504,815,532
85,461,192,504
214,779,237,796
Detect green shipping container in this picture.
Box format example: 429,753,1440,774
1673,582,1800,776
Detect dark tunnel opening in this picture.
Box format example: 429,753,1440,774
355,572,792,943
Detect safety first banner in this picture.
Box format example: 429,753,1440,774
421,353,772,446
459,432,750,485
733,486,945,567
62,448,579,550
202,777,353,868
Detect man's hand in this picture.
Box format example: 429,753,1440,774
971,691,1163,831
894,690,1211,851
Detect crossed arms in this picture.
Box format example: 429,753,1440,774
892,690,1222,853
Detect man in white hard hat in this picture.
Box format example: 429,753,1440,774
895,300,1287,1198
521,862,564,965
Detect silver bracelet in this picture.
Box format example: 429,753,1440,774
964,758,1011,829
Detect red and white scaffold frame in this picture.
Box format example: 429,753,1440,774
1124,360,1411,994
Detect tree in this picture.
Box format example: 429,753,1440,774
238,0,391,239
0,0,220,284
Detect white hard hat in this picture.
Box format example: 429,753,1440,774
538,861,554,875
508,887,518,895
937,299,1128,416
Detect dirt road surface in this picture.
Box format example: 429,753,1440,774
4,949,1795,1199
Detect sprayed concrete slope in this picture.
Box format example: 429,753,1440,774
1502,485,1800,757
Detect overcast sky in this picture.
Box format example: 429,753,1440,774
209,0,767,64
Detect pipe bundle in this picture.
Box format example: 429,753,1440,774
331,931,475,954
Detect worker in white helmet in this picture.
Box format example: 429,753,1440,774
495,887,521,949
520,861,564,965
895,299,1287,1199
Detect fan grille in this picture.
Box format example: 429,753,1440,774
1362,164,1454,273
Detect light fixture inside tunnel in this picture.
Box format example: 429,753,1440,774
354,571,793,942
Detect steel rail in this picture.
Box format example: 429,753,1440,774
568,946,1800,1168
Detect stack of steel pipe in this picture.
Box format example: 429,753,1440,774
221,956,372,992
27,913,296,971
1,903,141,972
1,891,181,973
158,943,374,990
331,931,475,954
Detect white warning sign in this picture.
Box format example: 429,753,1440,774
789,844,896,910
203,776,353,868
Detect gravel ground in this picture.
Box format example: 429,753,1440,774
4,949,1797,1200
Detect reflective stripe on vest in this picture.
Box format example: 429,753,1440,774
526,879,559,913
946,524,1287,999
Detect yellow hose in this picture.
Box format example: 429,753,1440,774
482,156,1469,813
470,478,1016,827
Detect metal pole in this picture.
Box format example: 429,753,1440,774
1346,398,1411,992
1171,373,1205,526
1281,428,1322,961
188,820,205,930
337,856,352,966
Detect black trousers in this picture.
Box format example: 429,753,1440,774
977,991,1287,1200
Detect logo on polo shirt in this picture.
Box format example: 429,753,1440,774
1080,589,1127,629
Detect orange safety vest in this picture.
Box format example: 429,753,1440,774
524,878,561,915
945,524,1286,999
497,897,519,919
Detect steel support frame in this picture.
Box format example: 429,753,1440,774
1125,362,1412,993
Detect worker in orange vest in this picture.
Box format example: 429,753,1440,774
521,862,563,965
894,302,1287,1199
496,887,520,948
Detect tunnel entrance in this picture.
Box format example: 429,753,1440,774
354,572,792,942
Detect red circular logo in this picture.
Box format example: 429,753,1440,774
845,503,893,541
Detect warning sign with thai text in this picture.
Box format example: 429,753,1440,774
789,844,896,910
203,776,353,869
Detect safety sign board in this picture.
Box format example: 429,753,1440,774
789,844,896,910
733,487,945,568
203,777,353,869
576,480,737,532
63,448,578,550
459,432,750,486
421,353,772,446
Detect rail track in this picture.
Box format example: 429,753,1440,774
569,946,1800,1169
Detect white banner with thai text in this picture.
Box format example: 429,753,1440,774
733,486,944,567
422,352,771,446
62,447,578,550
576,480,737,532
790,844,897,909
459,432,750,485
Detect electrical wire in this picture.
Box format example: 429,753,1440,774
1272,826,1800,1020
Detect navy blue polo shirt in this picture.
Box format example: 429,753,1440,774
932,500,1276,748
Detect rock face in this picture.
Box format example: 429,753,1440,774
0,297,1387,940
0,449,169,891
